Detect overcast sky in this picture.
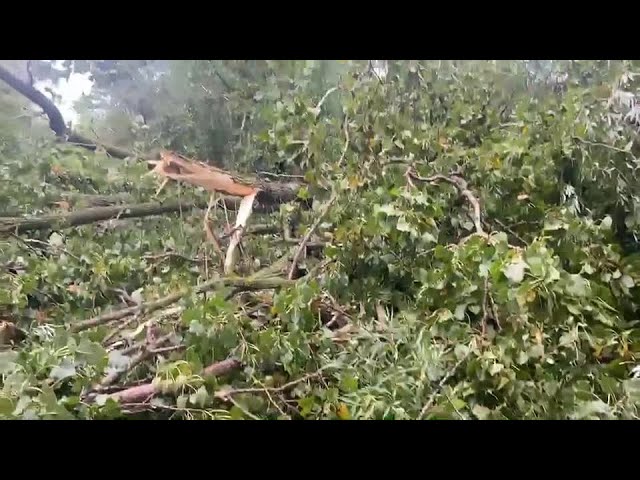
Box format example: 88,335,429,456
35,60,94,123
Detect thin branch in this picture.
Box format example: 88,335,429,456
338,116,350,166
102,314,141,346
315,87,338,113
9,233,82,261
489,293,502,332
99,332,175,388
142,252,201,264
406,168,484,236
257,171,306,180
70,274,294,333
572,135,638,159
493,218,528,246
419,351,470,420
215,365,332,399
107,357,242,404
0,201,208,236
288,192,337,280
148,344,186,355
213,69,233,92
227,397,261,420
480,276,490,337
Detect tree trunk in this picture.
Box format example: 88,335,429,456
0,201,206,235
0,197,297,236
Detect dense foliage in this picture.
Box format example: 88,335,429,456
2,60,640,419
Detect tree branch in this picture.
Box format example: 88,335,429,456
108,358,242,404
69,274,295,332
1,195,309,237
0,64,67,136
0,201,208,235
287,192,337,280
406,168,484,236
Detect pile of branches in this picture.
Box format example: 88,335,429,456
0,64,348,417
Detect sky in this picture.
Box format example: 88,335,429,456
35,60,94,124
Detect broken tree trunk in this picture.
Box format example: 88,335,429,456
0,63,316,272
0,65,307,202
0,201,208,235
0,197,299,236
149,150,305,275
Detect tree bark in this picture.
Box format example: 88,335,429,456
0,64,67,136
0,201,208,235
66,131,140,160
0,196,301,236
109,358,242,403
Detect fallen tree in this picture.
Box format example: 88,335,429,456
0,64,308,204
0,199,297,236
0,201,208,235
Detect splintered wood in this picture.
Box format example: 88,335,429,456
149,150,260,274
148,151,257,197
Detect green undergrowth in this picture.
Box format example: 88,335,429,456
2,60,640,419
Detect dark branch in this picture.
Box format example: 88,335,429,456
0,64,67,136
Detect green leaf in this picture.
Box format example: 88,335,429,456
190,386,209,408
559,329,578,347
176,395,188,410
454,344,470,360
454,303,468,320
573,400,611,420
339,374,358,393
375,204,399,217
472,404,492,420
40,384,74,420
297,186,310,200
516,351,529,365
621,275,635,289
298,396,316,417
49,358,76,381
565,274,589,297
0,351,18,375
76,338,107,366
503,259,527,283
623,379,640,402
396,216,413,233
449,397,466,411
0,396,15,416
108,351,130,371
229,406,245,420
528,344,544,359
597,376,618,396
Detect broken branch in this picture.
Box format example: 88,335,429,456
214,365,332,400
0,201,208,236
70,275,295,333
287,193,337,280
406,168,484,236
109,357,242,404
